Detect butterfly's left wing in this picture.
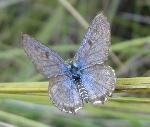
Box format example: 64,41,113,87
48,75,83,113
22,34,66,78
22,34,83,113
81,64,116,104
75,13,110,69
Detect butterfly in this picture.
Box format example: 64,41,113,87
21,13,116,113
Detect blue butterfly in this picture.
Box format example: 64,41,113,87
22,13,116,113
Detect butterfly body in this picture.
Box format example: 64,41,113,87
67,63,81,81
22,13,116,113
67,63,89,103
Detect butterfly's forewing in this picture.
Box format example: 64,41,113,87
81,64,116,104
75,13,110,69
22,34,66,78
49,75,83,113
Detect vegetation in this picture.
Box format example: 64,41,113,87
0,0,149,127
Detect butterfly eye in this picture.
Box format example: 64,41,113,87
45,51,49,58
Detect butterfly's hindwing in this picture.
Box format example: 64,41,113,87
48,75,83,113
81,64,116,104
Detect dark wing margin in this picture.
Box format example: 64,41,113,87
21,34,66,78
48,75,83,113
81,64,116,104
75,13,111,69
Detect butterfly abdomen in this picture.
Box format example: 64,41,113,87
76,82,89,102
68,63,89,103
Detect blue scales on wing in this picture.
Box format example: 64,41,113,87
81,65,116,104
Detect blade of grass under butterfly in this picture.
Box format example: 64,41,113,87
0,77,150,94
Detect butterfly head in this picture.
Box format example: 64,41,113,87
67,62,81,81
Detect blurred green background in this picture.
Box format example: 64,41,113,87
0,0,150,127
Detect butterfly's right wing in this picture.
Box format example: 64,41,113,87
48,75,83,113
74,13,116,105
75,13,110,69
81,64,116,104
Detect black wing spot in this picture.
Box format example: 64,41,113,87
88,39,93,46
45,51,49,58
